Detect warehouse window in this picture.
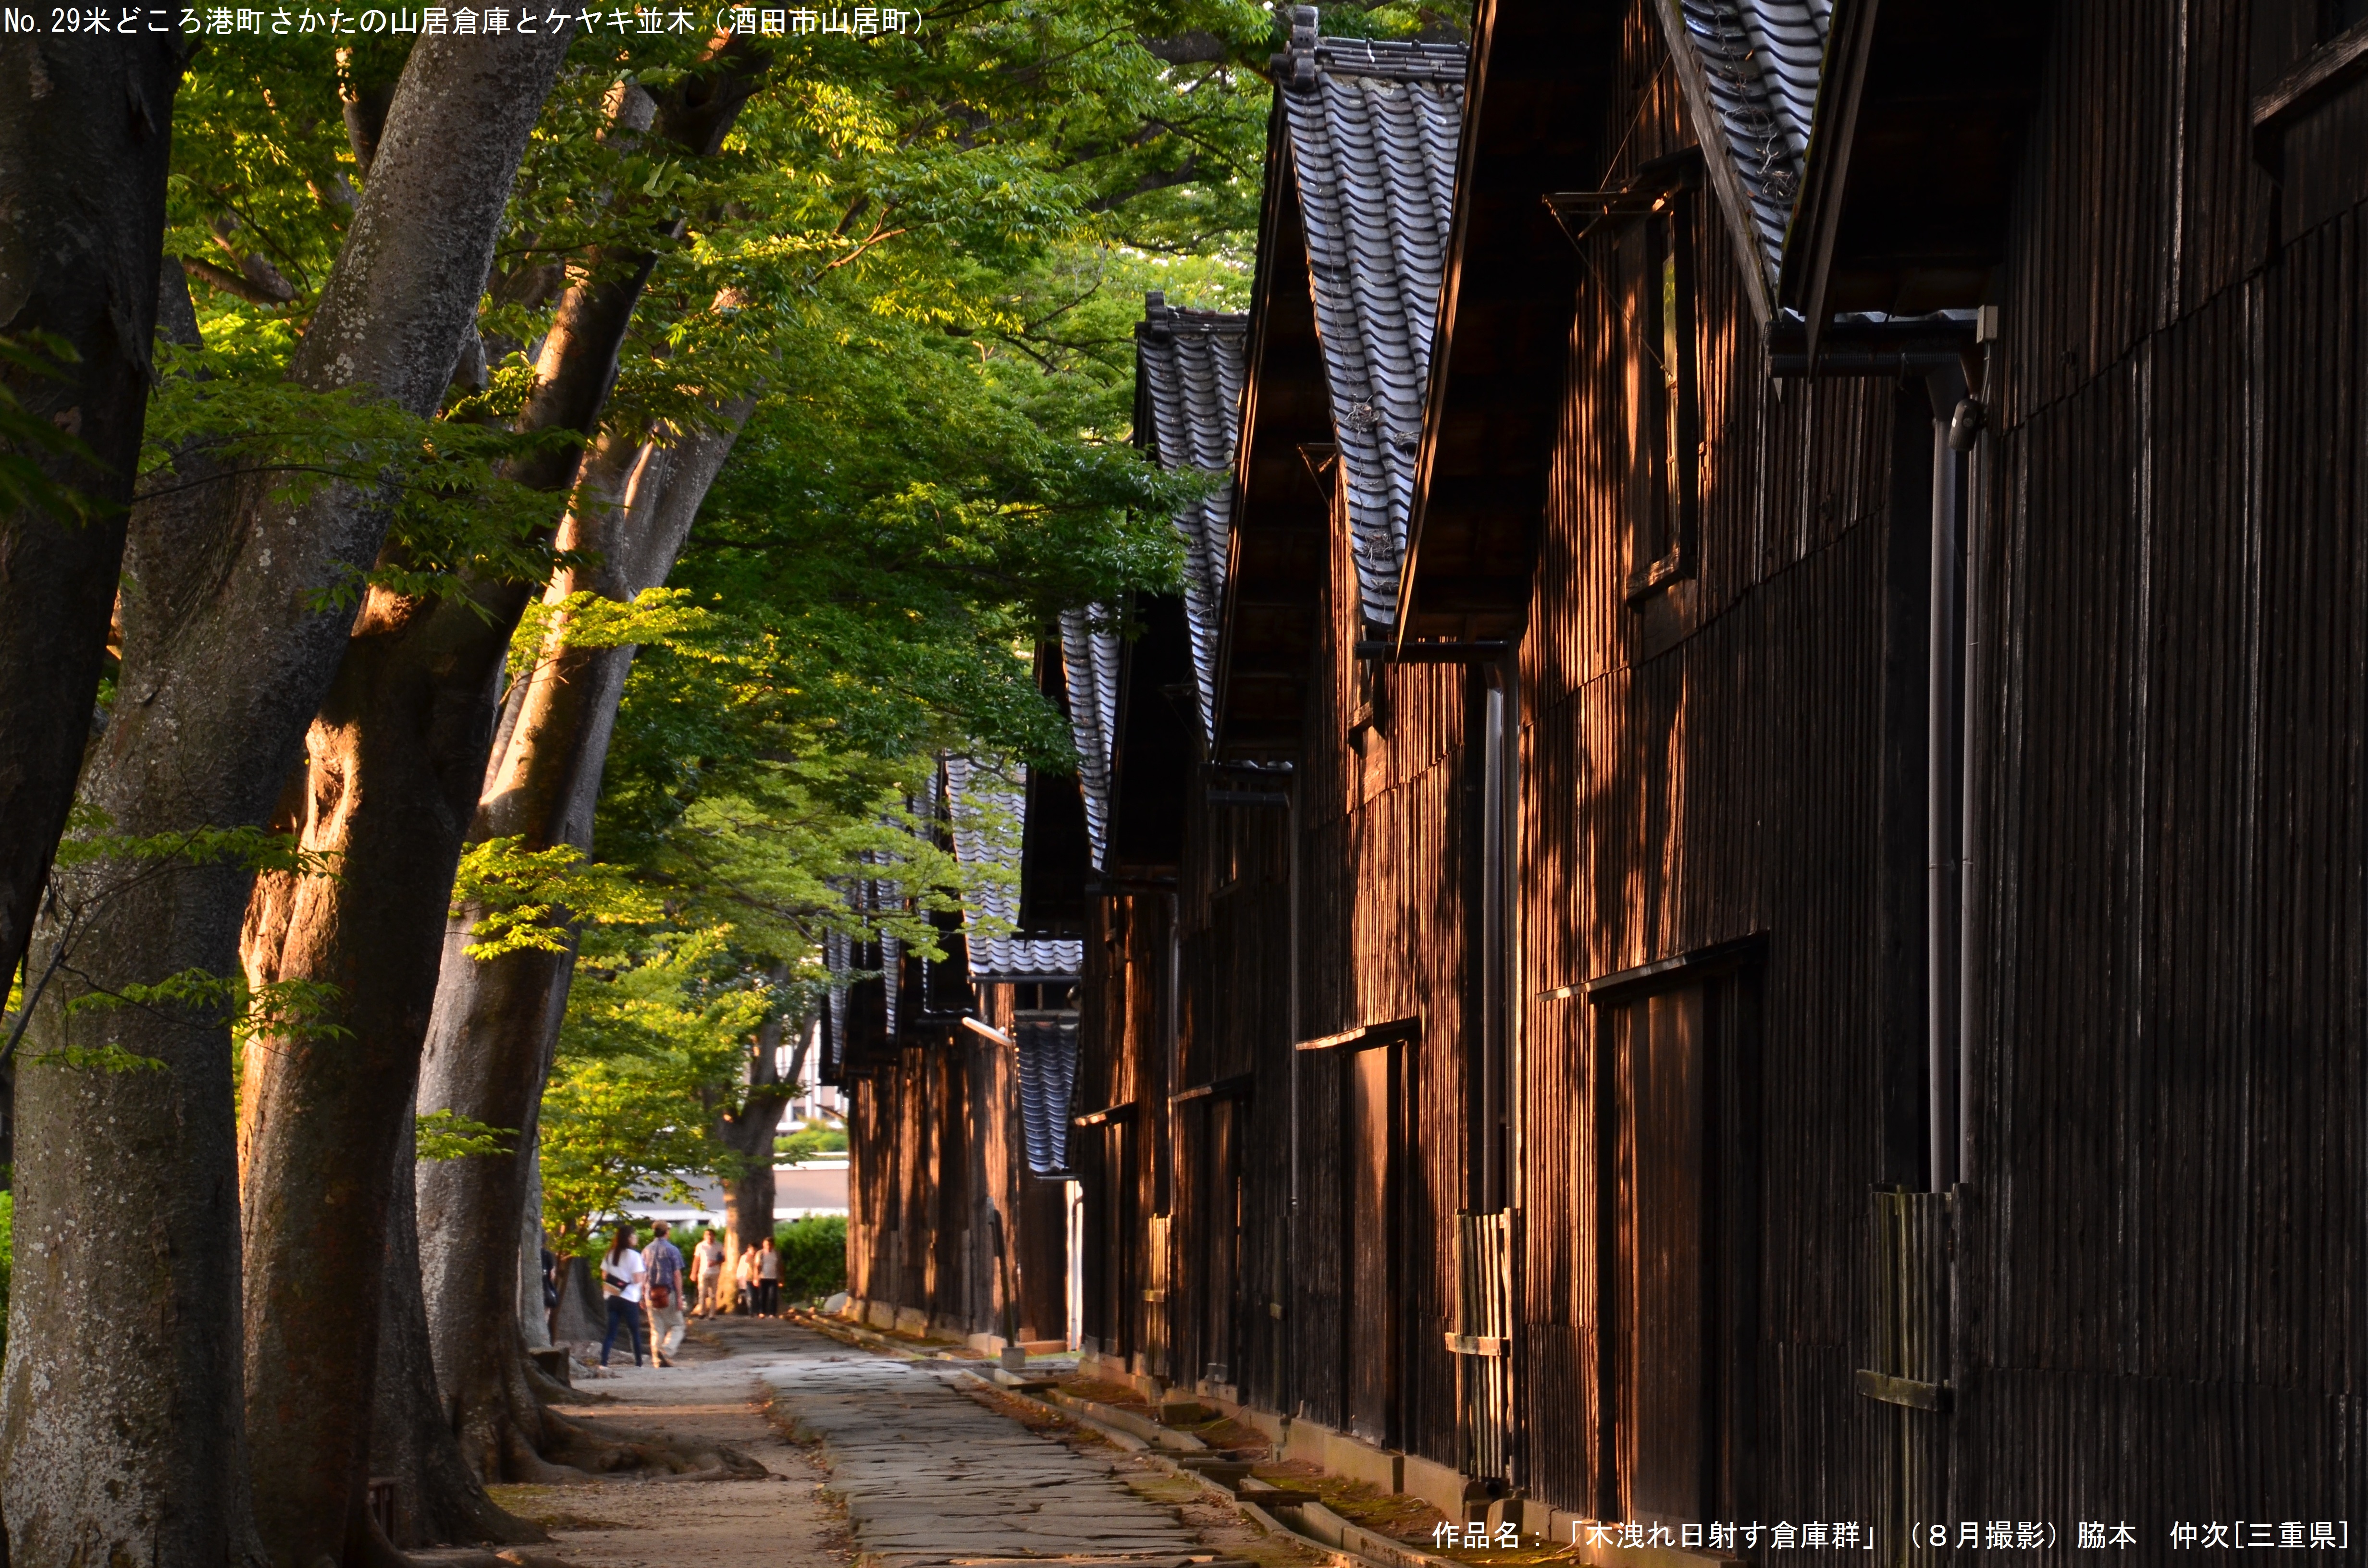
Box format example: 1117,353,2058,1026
1619,196,1699,598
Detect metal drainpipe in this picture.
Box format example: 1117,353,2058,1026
1284,760,1301,1417
1166,888,1180,1220
1957,315,1998,1188
1927,364,1970,1192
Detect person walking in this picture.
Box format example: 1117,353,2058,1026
598,1225,647,1367
755,1234,782,1317
733,1239,757,1314
643,1219,687,1366
693,1226,726,1318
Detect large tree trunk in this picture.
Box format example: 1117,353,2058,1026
370,1117,544,1550
234,54,769,1553
0,39,184,997
0,37,571,1566
719,981,794,1285
236,567,547,1566
416,399,752,1470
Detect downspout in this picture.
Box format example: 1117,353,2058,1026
1166,889,1181,1218
1955,308,1999,1186
1285,760,1301,1417
1927,361,1971,1191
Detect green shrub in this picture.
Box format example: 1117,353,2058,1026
775,1119,849,1163
773,1214,848,1301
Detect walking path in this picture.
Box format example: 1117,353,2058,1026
762,1348,1208,1568
488,1318,851,1568
487,1318,1295,1568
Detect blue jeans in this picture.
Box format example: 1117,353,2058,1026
601,1296,644,1365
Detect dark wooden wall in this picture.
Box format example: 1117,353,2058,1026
1051,1,2368,1553
844,981,1069,1344
1513,0,1916,1531
1077,890,1172,1372
1510,0,2368,1546
1950,0,2368,1541
1290,470,1479,1469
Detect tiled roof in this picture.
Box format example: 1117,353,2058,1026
1678,0,1830,283
1275,7,1467,630
1057,608,1122,872
1135,295,1248,742
1015,1013,1080,1175
944,757,1083,980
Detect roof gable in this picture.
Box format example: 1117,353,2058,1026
1275,10,1467,630
1657,0,1831,319
945,757,1083,982
1394,0,1613,643
1134,296,1248,739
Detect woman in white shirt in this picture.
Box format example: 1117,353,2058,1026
598,1225,648,1366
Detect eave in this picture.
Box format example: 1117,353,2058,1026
1395,0,1619,646
1780,0,2050,343
1213,118,1334,761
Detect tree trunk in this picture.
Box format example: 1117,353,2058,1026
520,1137,553,1349
236,569,544,1567
0,38,184,998
0,37,570,1566
416,399,752,1473
725,986,792,1252
370,1117,543,1551
234,53,766,1551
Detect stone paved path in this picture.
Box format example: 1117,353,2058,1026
489,1317,851,1568
762,1347,1210,1568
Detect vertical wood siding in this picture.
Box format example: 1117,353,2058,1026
1052,2,2368,1553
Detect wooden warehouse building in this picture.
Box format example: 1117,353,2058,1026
827,758,1080,1355
850,0,2368,1557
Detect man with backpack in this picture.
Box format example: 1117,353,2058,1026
643,1219,688,1367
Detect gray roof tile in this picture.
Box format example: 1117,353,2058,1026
1135,296,1248,743
1680,0,1831,283
1276,7,1468,629
944,757,1083,980
1057,608,1122,871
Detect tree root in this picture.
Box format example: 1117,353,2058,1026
536,1409,772,1481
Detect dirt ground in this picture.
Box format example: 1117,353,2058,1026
488,1317,856,1568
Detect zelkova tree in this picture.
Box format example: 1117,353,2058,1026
0,38,187,1007
413,395,755,1482
1,35,573,1567
409,0,1278,1436
233,46,766,1553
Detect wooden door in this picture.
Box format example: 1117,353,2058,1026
1622,986,1707,1528
1204,1097,1242,1384
1098,1120,1135,1362
1347,1044,1395,1444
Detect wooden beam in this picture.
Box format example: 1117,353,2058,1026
960,1016,1013,1047
1354,639,1509,662
2253,17,2368,171
1072,1101,1138,1128
1538,933,1768,1002
1295,1016,1420,1052
1854,1368,1953,1412
1170,1073,1256,1103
